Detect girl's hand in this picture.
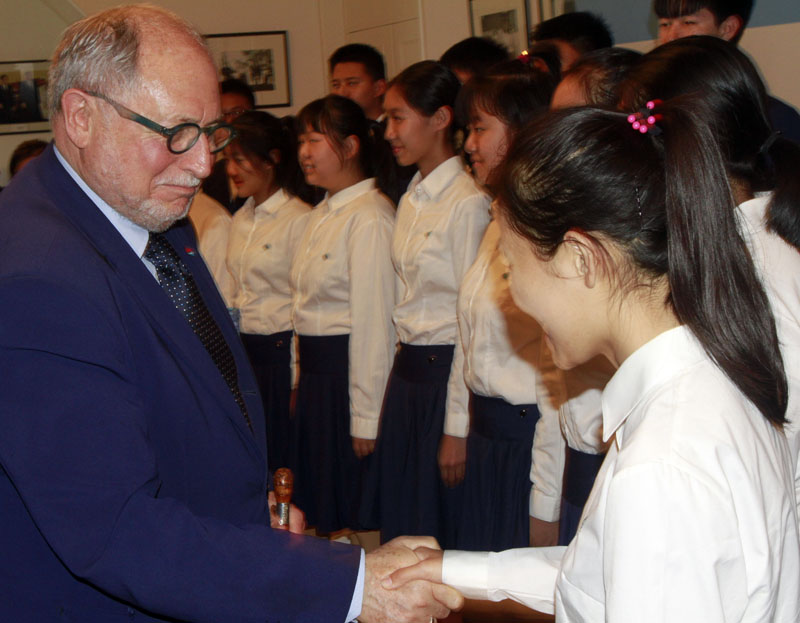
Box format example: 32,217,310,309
438,434,467,487
353,436,376,458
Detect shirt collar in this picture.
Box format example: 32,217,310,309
736,192,771,233
325,177,376,213
54,145,150,260
601,325,705,446
254,188,291,216
409,156,463,202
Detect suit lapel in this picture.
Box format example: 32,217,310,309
37,146,265,460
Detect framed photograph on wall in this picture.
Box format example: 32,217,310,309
0,59,50,135
205,31,291,108
469,0,529,57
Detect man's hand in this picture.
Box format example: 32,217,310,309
359,537,463,623
438,434,467,487
267,490,306,534
382,545,444,588
352,436,376,459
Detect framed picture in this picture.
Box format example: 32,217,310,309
205,31,291,108
0,59,50,135
469,0,529,57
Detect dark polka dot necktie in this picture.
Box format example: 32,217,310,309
145,232,252,432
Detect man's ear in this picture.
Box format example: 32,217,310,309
59,88,96,149
373,78,387,99
431,105,453,132
562,229,602,289
718,14,744,41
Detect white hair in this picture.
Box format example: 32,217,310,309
48,4,209,118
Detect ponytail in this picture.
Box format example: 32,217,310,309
765,136,800,250
497,102,787,425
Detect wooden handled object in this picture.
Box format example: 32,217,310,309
273,467,293,528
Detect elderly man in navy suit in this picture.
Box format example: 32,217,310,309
0,5,461,622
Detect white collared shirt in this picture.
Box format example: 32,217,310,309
290,178,396,439
458,220,564,520
188,192,235,305
737,192,800,519
443,326,800,621
392,156,490,437
227,190,311,335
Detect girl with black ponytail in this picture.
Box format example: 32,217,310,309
383,101,800,619
621,34,800,518
224,110,312,473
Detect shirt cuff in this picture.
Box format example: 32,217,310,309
350,414,379,439
530,485,562,521
442,550,491,600
346,548,366,622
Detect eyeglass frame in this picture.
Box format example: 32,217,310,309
84,90,236,155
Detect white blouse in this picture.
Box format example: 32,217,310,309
443,326,800,621
738,192,800,518
188,192,235,306
457,220,564,520
226,189,311,335
290,178,396,439
392,156,491,437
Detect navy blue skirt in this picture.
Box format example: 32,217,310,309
452,393,538,551
558,447,606,545
289,334,376,533
241,331,293,473
372,343,458,545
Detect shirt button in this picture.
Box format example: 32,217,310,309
519,408,527,418
428,355,437,363
275,340,284,348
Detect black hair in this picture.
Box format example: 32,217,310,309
387,60,460,117
496,103,787,426
439,37,511,79
621,36,800,250
220,78,255,109
456,65,554,134
228,110,301,197
654,0,753,42
530,11,613,53
561,47,642,108
9,139,47,177
523,41,563,82
295,95,393,196
329,43,386,82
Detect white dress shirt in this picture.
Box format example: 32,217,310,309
290,178,396,439
443,326,800,621
227,190,311,335
392,156,491,437
188,192,236,305
458,220,564,520
738,192,800,519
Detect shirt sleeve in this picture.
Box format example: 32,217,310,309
444,194,491,437
530,339,567,521
442,547,566,614
347,208,396,439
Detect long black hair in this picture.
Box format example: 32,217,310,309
496,102,787,425
229,110,301,197
295,95,393,196
621,36,800,250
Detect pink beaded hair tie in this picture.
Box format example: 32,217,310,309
627,100,663,135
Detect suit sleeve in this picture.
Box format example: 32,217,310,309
0,275,360,623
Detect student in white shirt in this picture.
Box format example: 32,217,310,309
451,64,561,550
223,110,312,472
383,101,800,620
373,61,490,547
289,95,395,535
621,34,800,521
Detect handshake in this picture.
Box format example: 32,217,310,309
359,536,459,623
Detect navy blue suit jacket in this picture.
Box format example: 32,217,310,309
0,145,360,622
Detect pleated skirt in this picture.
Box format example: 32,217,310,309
289,334,376,533
372,343,458,545
240,330,293,473
558,447,606,545
452,393,538,551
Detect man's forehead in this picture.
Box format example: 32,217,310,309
332,62,372,81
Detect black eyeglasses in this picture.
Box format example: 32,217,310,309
86,90,236,154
